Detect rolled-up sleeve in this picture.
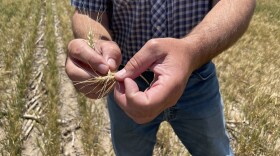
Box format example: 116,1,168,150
71,0,109,12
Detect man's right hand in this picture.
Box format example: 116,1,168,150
65,39,122,99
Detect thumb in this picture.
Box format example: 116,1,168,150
115,42,158,81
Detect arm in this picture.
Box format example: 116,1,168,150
114,0,256,124
65,9,122,99
184,0,256,72
72,10,111,40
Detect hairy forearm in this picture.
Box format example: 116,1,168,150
184,0,256,71
72,10,112,40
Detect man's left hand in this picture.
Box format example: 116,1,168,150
114,38,195,124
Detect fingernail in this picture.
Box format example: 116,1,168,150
97,64,109,74
116,69,126,78
108,58,117,69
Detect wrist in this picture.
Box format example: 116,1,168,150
179,37,202,73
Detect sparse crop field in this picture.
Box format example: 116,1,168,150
0,0,279,155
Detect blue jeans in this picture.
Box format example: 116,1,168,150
107,62,233,156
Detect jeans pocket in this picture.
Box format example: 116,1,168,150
190,61,216,81
175,61,220,117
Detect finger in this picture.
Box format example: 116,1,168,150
115,39,162,81
65,57,93,81
68,39,109,74
146,74,184,108
124,78,150,106
124,78,139,97
114,81,127,108
66,57,111,99
98,40,122,71
114,79,148,124
115,78,147,108
123,77,169,124
127,75,178,110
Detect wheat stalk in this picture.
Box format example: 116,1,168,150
73,9,150,99
73,63,149,99
73,70,116,99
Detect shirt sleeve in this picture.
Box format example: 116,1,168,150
71,0,109,12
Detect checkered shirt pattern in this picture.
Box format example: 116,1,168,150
151,0,167,38
71,0,212,65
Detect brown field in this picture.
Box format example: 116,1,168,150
0,0,279,155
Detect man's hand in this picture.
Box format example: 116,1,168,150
66,39,122,99
114,38,194,124
113,0,256,124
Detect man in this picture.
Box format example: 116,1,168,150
66,0,256,155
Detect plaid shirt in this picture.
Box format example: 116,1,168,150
71,0,212,65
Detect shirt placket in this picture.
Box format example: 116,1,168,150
151,0,167,38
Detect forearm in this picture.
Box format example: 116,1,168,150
72,10,112,40
184,0,256,72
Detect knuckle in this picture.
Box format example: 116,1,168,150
67,40,75,54
111,41,121,51
127,57,142,71
147,38,160,50
102,41,121,55
107,46,118,55
69,40,87,57
146,39,166,58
